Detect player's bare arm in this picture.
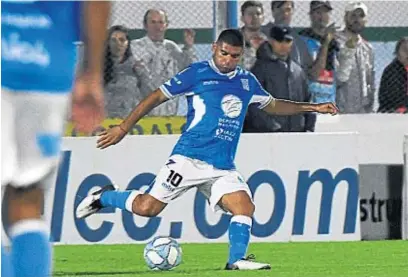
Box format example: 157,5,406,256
71,2,111,134
97,88,169,149
263,98,338,115
83,1,111,77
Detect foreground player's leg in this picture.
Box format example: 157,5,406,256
6,185,51,277
76,185,166,218
220,191,271,270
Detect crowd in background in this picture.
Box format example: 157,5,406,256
87,0,408,133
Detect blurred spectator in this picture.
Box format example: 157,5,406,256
239,1,267,70
243,25,316,133
335,2,375,113
104,25,155,118
131,9,197,116
261,1,313,71
378,37,408,113
299,1,340,103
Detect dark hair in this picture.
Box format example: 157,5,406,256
143,9,169,25
395,37,408,55
103,25,132,85
271,1,294,10
241,1,263,15
216,29,244,48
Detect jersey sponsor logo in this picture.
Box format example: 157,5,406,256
161,182,176,192
2,13,52,29
221,94,243,119
215,128,235,142
202,80,219,85
216,118,240,141
2,32,50,67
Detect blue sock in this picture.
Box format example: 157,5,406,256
100,190,139,212
10,220,51,277
2,245,14,277
228,215,252,265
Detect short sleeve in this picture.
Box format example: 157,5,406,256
249,73,274,109
159,66,196,99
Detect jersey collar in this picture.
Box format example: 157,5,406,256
209,59,238,79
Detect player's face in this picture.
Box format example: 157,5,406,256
310,7,331,30
212,42,243,73
345,9,367,34
145,10,168,41
272,1,294,25
241,6,264,31
109,31,128,57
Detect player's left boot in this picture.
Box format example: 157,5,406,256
225,254,271,270
76,184,117,219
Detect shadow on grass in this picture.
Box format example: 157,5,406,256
54,267,225,276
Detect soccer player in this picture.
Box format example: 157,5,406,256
1,2,110,277
76,29,337,270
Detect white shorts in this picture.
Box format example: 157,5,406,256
147,154,253,213
1,89,69,187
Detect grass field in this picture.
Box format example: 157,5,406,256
54,240,408,277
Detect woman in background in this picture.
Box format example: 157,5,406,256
104,25,155,118
378,37,408,113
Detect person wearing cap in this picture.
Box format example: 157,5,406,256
243,25,316,133
299,1,340,104
261,1,313,71
239,1,268,70
335,1,375,113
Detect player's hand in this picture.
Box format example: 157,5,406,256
314,102,339,115
71,72,105,134
323,23,338,44
96,125,127,149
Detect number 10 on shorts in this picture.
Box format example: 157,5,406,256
166,170,183,187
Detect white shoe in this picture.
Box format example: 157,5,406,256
75,184,117,219
225,254,271,270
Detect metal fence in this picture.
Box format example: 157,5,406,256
99,0,408,122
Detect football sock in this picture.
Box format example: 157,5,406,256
100,190,141,213
228,215,252,265
10,219,51,277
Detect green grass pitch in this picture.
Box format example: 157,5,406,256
54,240,408,277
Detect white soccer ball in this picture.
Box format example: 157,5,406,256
143,236,182,270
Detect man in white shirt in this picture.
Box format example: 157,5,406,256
131,9,197,116
335,2,375,113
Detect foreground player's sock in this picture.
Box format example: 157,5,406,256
228,215,252,265
2,245,14,277
10,220,51,277
100,190,141,213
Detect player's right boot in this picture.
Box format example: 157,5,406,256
225,254,271,270
76,184,117,219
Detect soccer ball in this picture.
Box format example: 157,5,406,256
143,236,182,270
